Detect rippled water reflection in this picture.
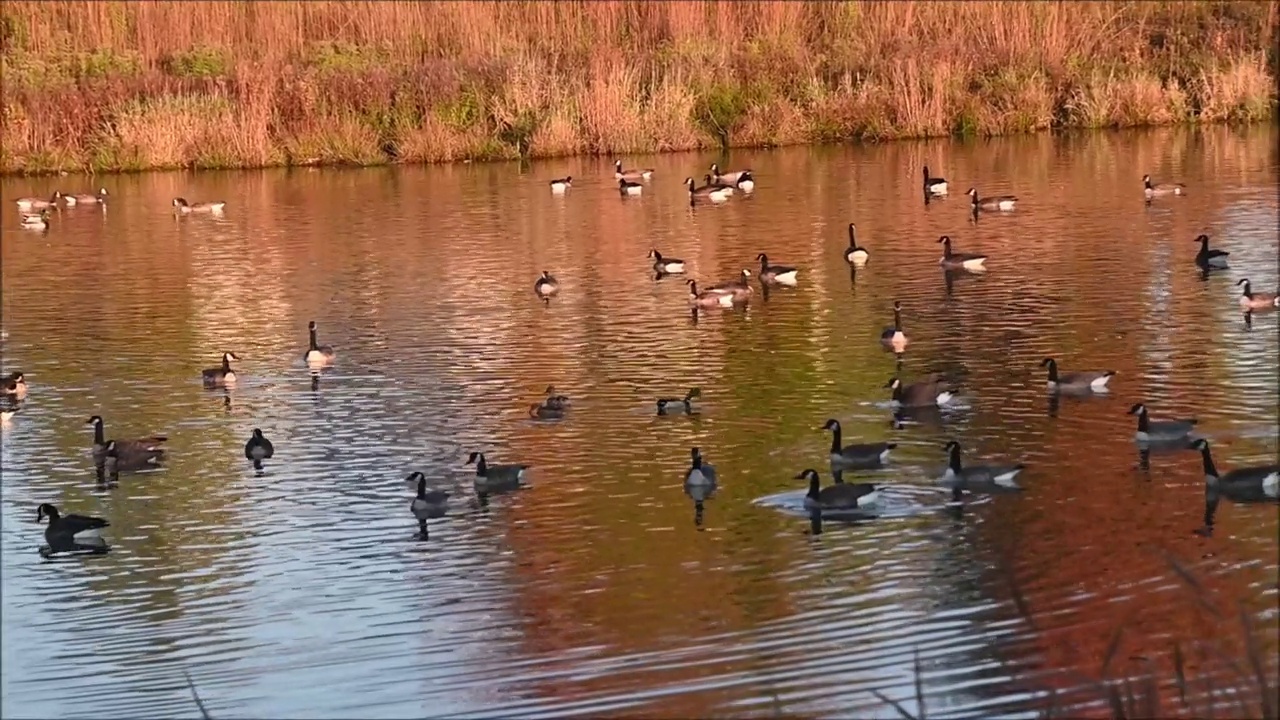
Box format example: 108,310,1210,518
3,125,1277,719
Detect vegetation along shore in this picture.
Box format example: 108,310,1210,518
1,1,1276,175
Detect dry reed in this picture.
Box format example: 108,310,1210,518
0,1,1275,174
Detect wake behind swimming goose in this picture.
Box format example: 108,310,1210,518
821,419,895,469
938,441,1026,495
36,503,109,556
795,468,879,511
844,223,870,266
968,188,1017,212
922,166,948,195
1127,403,1198,444
756,254,799,286
937,235,988,271
1236,278,1279,310
1040,357,1115,392
648,249,685,274
885,375,953,408
465,451,528,495
1191,439,1279,502
1194,234,1229,269
244,428,274,471
201,351,240,387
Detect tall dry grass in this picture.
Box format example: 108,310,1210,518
0,1,1276,174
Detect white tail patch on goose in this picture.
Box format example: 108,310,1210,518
662,262,685,273
997,200,1016,210
858,490,881,508
737,179,755,193
936,392,954,406
879,449,892,462
962,257,987,270
1263,471,1279,498
1090,375,1114,390
929,182,948,195
73,528,105,543
993,468,1023,487
773,271,799,285
849,249,869,264
624,185,643,196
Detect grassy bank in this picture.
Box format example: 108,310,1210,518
1,1,1276,175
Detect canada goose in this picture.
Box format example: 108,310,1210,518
64,188,108,205
408,471,450,525
685,177,731,204
86,415,166,466
465,451,527,494
657,387,701,415
821,419,896,468
967,188,1017,212
702,174,737,195
20,209,50,230
879,301,908,348
201,351,240,387
1190,439,1279,501
938,441,1026,492
1143,174,1185,198
172,197,226,213
648,249,686,274
244,428,274,470
614,160,653,182
795,468,878,511
1127,403,1198,443
922,166,948,195
937,235,988,271
528,402,564,420
705,269,754,302
36,503,109,554
549,176,572,193
15,191,61,210
709,163,753,187
845,223,870,265
541,385,570,410
1194,234,1229,269
535,271,560,297
756,253,799,286
304,321,336,365
1040,357,1115,392
1236,279,1279,310
618,179,644,196
2,372,27,399
685,447,717,487
885,375,953,408
687,279,734,308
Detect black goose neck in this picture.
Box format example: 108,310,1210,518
828,424,842,454
222,355,232,372
309,327,319,350
948,446,963,473
1045,361,1058,383
92,419,104,446
416,476,427,498
1199,445,1219,478
475,455,488,476
806,474,821,500
1135,409,1150,432
893,307,902,332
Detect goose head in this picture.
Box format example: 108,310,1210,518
1194,234,1210,244
85,414,103,427
937,235,952,247
36,503,58,523
821,418,841,432
966,188,978,198
1126,403,1148,416
308,320,318,332
710,163,721,175
794,468,820,481
251,428,265,439
884,377,902,390
614,160,623,172
465,451,483,465
1236,278,1251,291
406,471,426,483
1190,438,1211,452
684,177,696,190
223,351,240,363
1040,358,1057,370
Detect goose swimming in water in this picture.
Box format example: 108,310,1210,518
36,503,109,555
795,468,879,511
1127,403,1198,444
937,441,1026,494
304,321,336,366
1040,357,1115,392
1190,439,1278,502
821,419,896,469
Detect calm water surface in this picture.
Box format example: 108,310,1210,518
2,125,1278,719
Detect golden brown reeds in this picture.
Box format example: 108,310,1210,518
1,1,1275,174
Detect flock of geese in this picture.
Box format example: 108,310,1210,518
8,159,1280,555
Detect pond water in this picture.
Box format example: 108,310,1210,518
2,125,1277,719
